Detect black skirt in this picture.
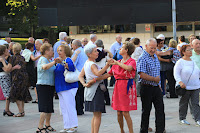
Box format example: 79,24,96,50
36,85,55,113
85,85,106,113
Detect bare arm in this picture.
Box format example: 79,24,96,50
156,50,171,56
139,72,160,83
86,73,112,87
91,63,110,77
30,54,41,61
0,58,12,72
42,60,56,70
78,67,87,87
157,56,171,63
110,59,133,71
104,49,113,58
71,50,80,62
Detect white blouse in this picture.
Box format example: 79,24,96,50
174,58,200,90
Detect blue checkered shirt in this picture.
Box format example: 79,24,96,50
137,50,160,86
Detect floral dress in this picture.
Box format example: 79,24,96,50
108,58,137,111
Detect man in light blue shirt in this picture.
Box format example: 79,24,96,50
53,32,67,58
71,39,88,115
191,39,200,69
110,35,123,55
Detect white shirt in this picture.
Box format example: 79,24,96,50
131,46,143,64
177,42,188,48
87,40,95,45
34,50,41,67
174,58,200,90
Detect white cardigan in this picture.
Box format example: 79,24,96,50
174,58,200,90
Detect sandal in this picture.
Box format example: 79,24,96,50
13,112,24,117
36,128,48,133
45,125,56,132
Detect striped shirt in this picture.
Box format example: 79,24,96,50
137,50,160,86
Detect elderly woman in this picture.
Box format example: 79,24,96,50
174,45,200,126
9,43,32,117
36,43,58,133
0,45,13,116
22,42,41,89
79,44,111,133
86,42,137,133
55,45,78,133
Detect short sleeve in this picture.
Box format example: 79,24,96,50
38,57,48,72
137,57,147,74
127,59,136,71
65,58,75,72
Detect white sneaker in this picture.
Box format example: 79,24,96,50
196,121,200,126
180,119,190,125
60,129,69,133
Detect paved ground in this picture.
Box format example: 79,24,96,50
0,87,199,133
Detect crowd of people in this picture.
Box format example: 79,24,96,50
0,32,200,133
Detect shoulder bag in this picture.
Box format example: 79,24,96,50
175,61,194,96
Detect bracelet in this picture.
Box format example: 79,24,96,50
93,78,96,83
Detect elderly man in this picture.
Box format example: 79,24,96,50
28,37,36,50
53,32,67,58
137,38,165,133
188,34,196,48
110,35,123,55
71,39,88,115
32,39,43,103
81,38,88,47
191,39,200,68
5,37,11,43
87,34,97,45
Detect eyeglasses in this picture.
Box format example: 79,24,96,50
186,49,192,51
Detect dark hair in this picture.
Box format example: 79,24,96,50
179,35,185,42
25,42,34,49
124,42,135,56
125,37,131,42
132,38,140,45
43,38,49,43
0,45,7,56
180,45,191,56
156,39,163,46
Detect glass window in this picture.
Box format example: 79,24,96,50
155,26,167,32
195,25,200,30
177,25,192,31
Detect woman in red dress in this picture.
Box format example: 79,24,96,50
87,42,137,133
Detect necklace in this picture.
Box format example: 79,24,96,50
121,57,130,63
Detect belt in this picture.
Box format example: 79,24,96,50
141,83,158,87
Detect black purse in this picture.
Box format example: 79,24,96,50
175,62,194,96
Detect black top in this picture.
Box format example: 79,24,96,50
0,57,10,72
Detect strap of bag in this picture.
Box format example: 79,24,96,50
185,61,195,86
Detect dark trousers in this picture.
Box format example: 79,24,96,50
109,76,115,87
160,71,166,95
140,84,165,133
104,78,110,105
166,68,178,98
75,81,84,114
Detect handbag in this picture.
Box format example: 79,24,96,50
175,62,194,96
64,68,80,83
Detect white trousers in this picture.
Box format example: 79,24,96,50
58,88,78,129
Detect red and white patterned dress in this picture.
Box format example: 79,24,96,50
108,58,137,111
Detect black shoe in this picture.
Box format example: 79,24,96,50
3,110,14,116
32,100,38,103
77,111,84,115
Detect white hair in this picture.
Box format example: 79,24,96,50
146,38,157,45
192,39,199,45
90,34,96,40
35,39,43,45
156,34,165,39
130,37,135,41
115,34,121,39
72,39,82,47
59,32,67,40
84,44,96,57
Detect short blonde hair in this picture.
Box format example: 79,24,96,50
40,43,52,55
169,39,178,48
13,43,22,54
188,34,196,41
57,45,72,57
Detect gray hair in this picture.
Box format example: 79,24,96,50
146,38,157,45
28,37,35,42
116,34,121,39
90,34,96,39
84,44,96,57
95,39,104,48
72,39,82,47
192,39,199,45
35,39,43,45
59,32,67,40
